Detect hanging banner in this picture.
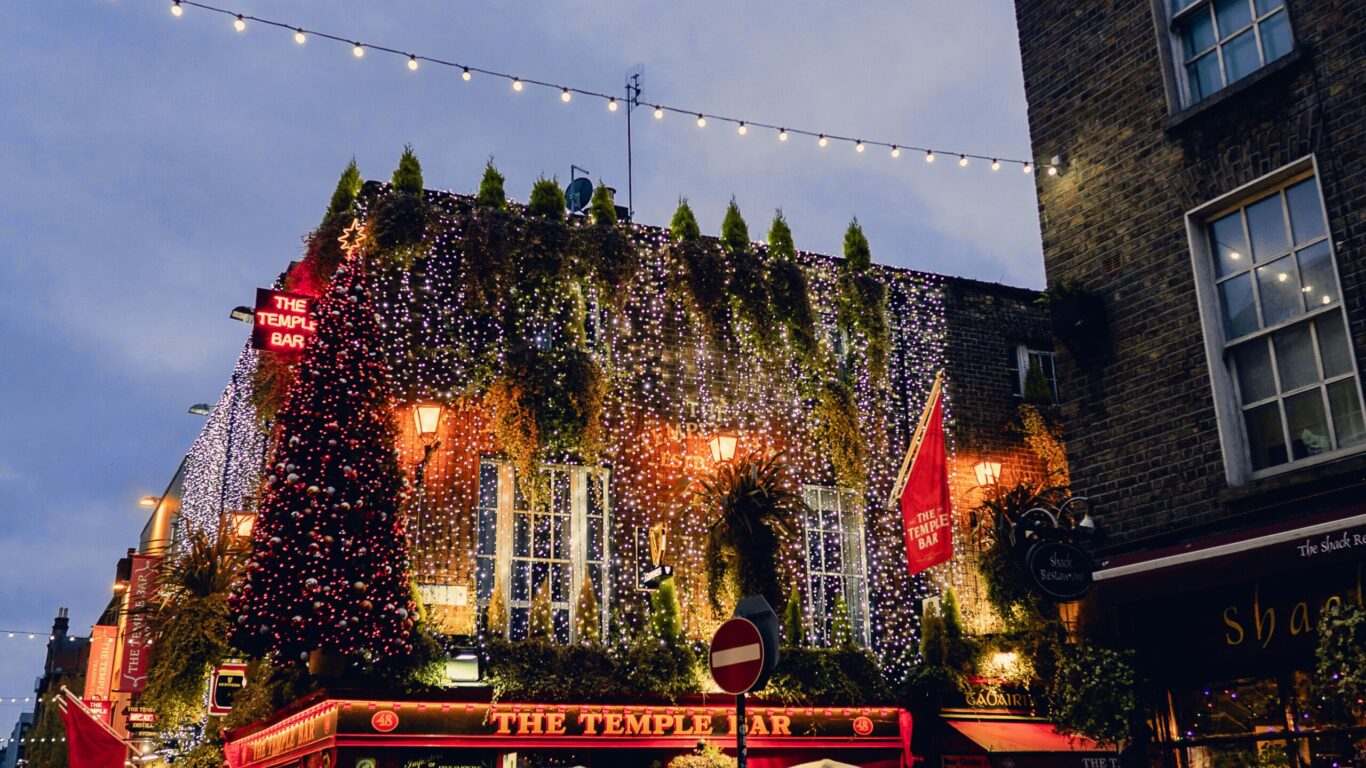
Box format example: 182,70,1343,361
898,379,953,575
82,625,119,703
118,554,162,693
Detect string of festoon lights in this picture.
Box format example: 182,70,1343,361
0,629,83,641
164,0,1051,175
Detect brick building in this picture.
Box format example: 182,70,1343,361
1013,0,1365,765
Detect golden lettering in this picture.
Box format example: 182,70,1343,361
695,715,713,735
544,712,566,735
1290,602,1310,635
603,713,623,736
624,713,651,736
770,715,791,736
1223,607,1245,646
749,716,769,736
489,712,515,735
517,712,542,734
1254,584,1275,648
577,712,602,735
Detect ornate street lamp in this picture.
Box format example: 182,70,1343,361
414,403,446,446
709,430,739,464
973,459,1003,487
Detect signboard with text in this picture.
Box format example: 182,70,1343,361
126,707,159,735
1026,542,1093,601
118,554,161,693
209,662,248,716
83,625,119,702
251,288,316,354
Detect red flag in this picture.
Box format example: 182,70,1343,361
897,377,953,575
58,690,126,768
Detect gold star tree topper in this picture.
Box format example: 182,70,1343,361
338,218,369,259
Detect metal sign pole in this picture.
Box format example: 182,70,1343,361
736,692,747,768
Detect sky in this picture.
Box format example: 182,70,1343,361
0,0,1041,728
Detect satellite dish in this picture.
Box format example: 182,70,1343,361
566,177,594,213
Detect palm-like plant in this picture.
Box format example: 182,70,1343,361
693,451,805,613
141,529,247,728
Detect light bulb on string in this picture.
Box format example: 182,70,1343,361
737,122,747,135
855,140,865,153
891,145,901,158
462,67,471,81
408,55,419,71
233,14,246,32
561,88,572,102
925,150,936,163
818,134,828,147
1047,164,1059,176
778,128,788,142
512,78,523,91
959,155,968,167
1022,163,1033,174
991,159,1001,171
653,105,663,119
696,114,706,127
170,1,183,17
352,43,365,58
294,28,306,44
608,98,618,112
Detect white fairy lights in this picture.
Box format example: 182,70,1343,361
158,0,1040,176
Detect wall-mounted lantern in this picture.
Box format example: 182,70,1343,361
973,460,1002,487
709,430,739,464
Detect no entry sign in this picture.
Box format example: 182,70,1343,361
709,617,765,694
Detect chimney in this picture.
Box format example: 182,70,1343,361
51,608,70,639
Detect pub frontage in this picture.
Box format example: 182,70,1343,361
157,155,1111,768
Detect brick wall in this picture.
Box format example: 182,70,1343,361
1013,0,1366,555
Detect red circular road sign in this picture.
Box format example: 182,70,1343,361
709,617,766,694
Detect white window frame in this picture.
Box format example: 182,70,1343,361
801,485,871,647
1187,156,1366,486
1009,344,1059,404
475,460,611,642
1164,0,1294,108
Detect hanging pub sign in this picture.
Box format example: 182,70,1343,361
126,707,159,735
208,662,249,716
251,288,316,354
636,523,673,589
118,554,162,693
1026,541,1094,601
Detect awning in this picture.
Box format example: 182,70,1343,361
946,720,1104,752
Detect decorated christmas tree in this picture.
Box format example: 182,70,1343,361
230,221,417,665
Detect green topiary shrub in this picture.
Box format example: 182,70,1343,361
670,198,701,242
842,217,872,272
720,197,749,253
783,586,805,647
767,209,796,261
528,176,567,220
590,181,617,226
1023,359,1054,404
391,144,424,194
829,595,856,649
835,218,889,381
476,159,507,209
326,158,362,219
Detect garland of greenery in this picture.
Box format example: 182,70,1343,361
1315,600,1366,716
1048,645,1139,748
835,219,891,383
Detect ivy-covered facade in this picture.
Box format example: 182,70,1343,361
154,156,1077,768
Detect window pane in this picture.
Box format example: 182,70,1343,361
1187,54,1223,101
551,563,569,602
1182,9,1217,57
1285,390,1330,459
1210,212,1248,277
1259,10,1292,62
1255,255,1301,327
586,516,604,561
1327,379,1366,448
514,514,531,557
477,507,498,555
1244,403,1287,470
533,514,552,557
1214,0,1253,36
1222,30,1262,83
1246,195,1288,262
1316,316,1353,379
1253,0,1282,14
1296,241,1337,311
1284,179,1325,246
551,514,567,560
512,561,530,600
1173,0,1200,11
479,463,499,508
1272,323,1318,392
1219,273,1258,337
1232,340,1275,403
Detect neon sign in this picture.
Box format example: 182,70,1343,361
252,288,316,353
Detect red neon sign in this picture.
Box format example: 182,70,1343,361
251,288,316,354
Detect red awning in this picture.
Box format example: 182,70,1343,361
946,720,1104,752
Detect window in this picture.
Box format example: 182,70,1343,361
1008,344,1059,404
476,461,610,642
802,486,869,646
1168,0,1293,106
1191,167,1366,481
